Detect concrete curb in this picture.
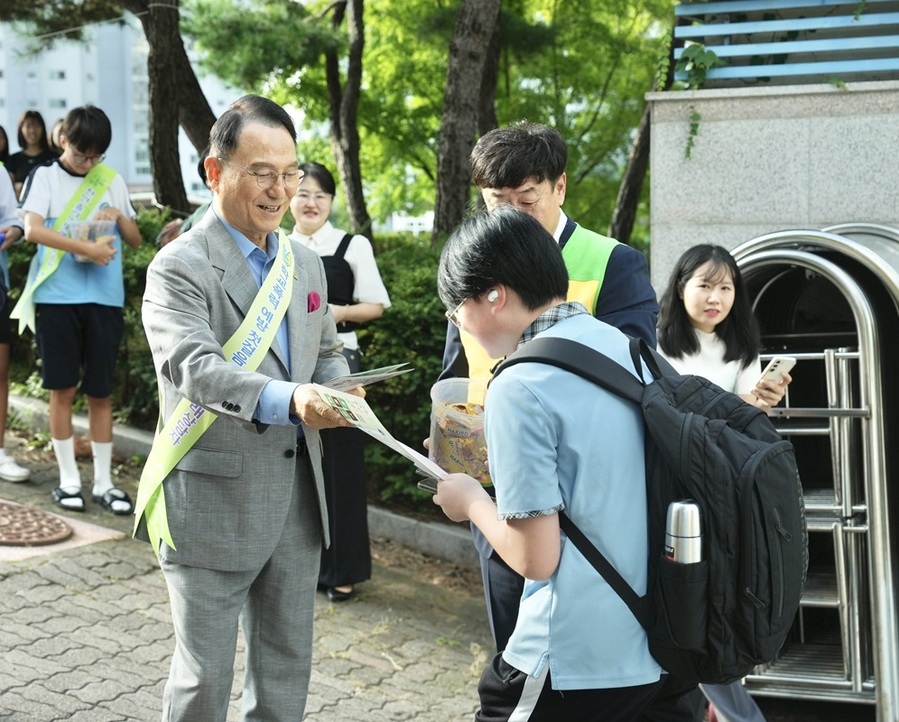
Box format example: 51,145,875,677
8,394,479,568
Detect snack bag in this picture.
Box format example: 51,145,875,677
428,378,491,484
70,219,116,262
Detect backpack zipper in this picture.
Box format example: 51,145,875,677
681,412,694,479
772,506,790,617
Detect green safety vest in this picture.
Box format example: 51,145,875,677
460,223,619,404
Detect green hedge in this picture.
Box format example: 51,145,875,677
7,212,447,509
357,234,447,508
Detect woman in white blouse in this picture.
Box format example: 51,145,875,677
289,162,391,602
657,244,791,722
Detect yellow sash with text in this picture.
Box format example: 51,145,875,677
11,163,117,334
133,231,295,556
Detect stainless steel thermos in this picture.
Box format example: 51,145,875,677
665,500,702,563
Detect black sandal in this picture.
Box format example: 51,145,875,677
92,488,134,516
52,487,86,512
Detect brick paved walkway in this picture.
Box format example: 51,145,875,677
0,434,490,721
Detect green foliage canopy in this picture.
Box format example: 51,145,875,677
183,0,673,241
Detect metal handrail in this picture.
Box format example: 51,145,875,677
733,240,899,721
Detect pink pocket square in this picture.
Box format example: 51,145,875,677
307,291,321,313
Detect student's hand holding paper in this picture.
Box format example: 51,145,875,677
432,472,492,523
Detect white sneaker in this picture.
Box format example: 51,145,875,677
0,455,30,482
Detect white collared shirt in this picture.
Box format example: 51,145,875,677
289,221,391,349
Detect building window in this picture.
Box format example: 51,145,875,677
49,70,66,80
48,98,67,109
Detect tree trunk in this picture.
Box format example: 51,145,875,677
123,0,216,155
326,0,372,240
432,0,502,245
173,47,216,155
477,20,501,137
608,27,677,246
144,0,189,212
607,103,649,246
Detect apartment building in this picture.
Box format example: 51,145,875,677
0,17,241,201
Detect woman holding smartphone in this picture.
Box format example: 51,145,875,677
657,243,792,722
657,244,791,411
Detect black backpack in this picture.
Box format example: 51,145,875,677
493,335,808,684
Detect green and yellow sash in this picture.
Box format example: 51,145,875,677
11,163,117,334
133,231,295,556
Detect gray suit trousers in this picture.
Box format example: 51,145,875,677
160,458,321,722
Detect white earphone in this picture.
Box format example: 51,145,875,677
487,289,499,302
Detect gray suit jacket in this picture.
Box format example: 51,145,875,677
140,210,349,571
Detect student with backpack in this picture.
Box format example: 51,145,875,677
432,206,664,721
656,244,793,722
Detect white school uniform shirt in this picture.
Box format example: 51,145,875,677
289,221,391,350
659,329,759,395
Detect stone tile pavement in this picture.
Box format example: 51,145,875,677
0,413,879,722
0,432,491,721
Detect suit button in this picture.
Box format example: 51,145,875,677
233,404,241,413
222,401,231,410
284,449,295,458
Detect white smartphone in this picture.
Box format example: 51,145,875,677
757,356,796,386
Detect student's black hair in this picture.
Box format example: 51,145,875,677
438,206,568,312
298,162,337,196
209,95,296,160
469,121,567,189
0,125,8,164
17,110,50,152
658,244,759,367
62,106,112,155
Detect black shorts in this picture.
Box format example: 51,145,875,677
35,303,124,397
476,654,663,722
0,295,12,345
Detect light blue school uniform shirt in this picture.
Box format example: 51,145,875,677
487,311,662,690
30,223,125,306
18,160,135,308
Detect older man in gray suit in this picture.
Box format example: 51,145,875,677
139,95,353,721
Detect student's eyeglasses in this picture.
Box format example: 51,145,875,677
217,158,303,190
445,298,467,328
70,149,105,165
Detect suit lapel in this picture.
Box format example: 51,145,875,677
205,216,290,374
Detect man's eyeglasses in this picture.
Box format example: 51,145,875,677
217,158,303,190
70,149,105,165
294,191,333,204
445,298,466,328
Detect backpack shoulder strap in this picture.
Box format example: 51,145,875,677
559,512,651,630
629,336,673,384
493,336,644,404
